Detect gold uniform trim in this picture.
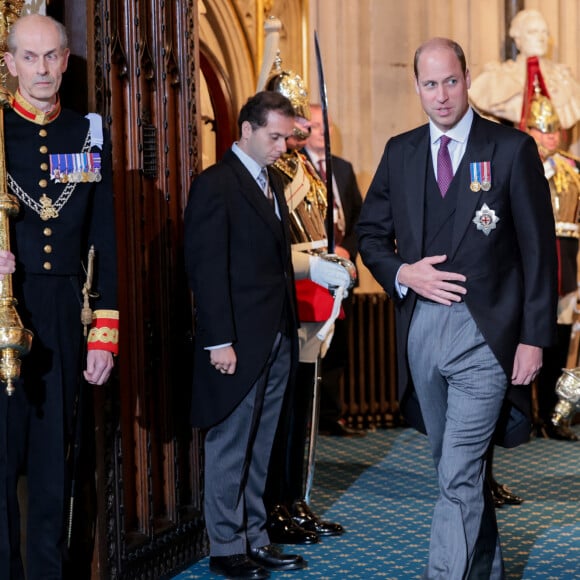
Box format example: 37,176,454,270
88,327,119,344
93,309,119,320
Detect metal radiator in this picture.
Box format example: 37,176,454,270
342,292,401,429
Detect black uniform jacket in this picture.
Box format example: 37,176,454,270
5,106,118,311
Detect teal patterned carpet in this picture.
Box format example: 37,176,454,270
172,426,580,579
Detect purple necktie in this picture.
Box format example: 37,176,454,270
437,135,453,197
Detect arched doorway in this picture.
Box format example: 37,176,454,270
199,44,236,168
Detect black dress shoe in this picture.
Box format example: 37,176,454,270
543,422,579,441
492,494,505,509
291,500,344,536
267,504,319,545
249,545,307,571
209,554,270,579
320,419,366,437
490,479,524,506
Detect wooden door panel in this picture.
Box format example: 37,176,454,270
55,1,207,577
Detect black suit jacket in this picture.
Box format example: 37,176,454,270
357,113,558,446
184,149,299,429
303,150,363,260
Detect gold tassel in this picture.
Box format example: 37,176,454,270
81,245,95,335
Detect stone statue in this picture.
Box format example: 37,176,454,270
469,9,580,129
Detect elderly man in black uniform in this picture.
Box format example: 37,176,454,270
0,14,118,580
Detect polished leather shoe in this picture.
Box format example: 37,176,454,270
492,494,505,509
542,422,579,441
291,499,344,536
267,504,319,544
320,419,366,437
209,554,270,579
490,479,524,506
249,545,307,571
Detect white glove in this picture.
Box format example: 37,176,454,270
309,255,351,290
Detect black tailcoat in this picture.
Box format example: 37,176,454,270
184,149,299,429
357,113,558,447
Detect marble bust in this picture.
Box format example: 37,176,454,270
469,9,580,129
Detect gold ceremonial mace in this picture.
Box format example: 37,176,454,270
0,1,33,395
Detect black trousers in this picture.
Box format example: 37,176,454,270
319,316,349,427
0,275,84,580
264,361,315,509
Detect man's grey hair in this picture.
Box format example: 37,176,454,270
7,14,69,54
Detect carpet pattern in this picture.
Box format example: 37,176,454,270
172,426,580,579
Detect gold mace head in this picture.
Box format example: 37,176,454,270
0,1,25,89
0,1,25,50
0,301,34,395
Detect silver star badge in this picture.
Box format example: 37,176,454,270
472,203,499,236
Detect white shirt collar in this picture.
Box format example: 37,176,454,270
232,141,263,180
304,147,324,166
430,107,474,145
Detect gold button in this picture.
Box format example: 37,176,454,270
44,245,52,254
43,262,52,271
39,179,48,188
39,129,48,137
43,227,52,236
40,162,48,171
39,145,48,154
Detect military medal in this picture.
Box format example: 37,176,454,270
9,129,94,222
87,153,96,182
49,153,65,182
77,153,87,182
81,153,89,182
69,154,77,182
73,154,83,183
49,154,58,181
61,154,70,183
472,203,500,236
50,152,101,183
71,154,79,182
469,162,481,192
481,161,491,191
92,153,102,182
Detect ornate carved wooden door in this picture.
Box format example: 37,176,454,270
52,1,207,577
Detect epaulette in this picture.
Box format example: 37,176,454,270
85,113,104,149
